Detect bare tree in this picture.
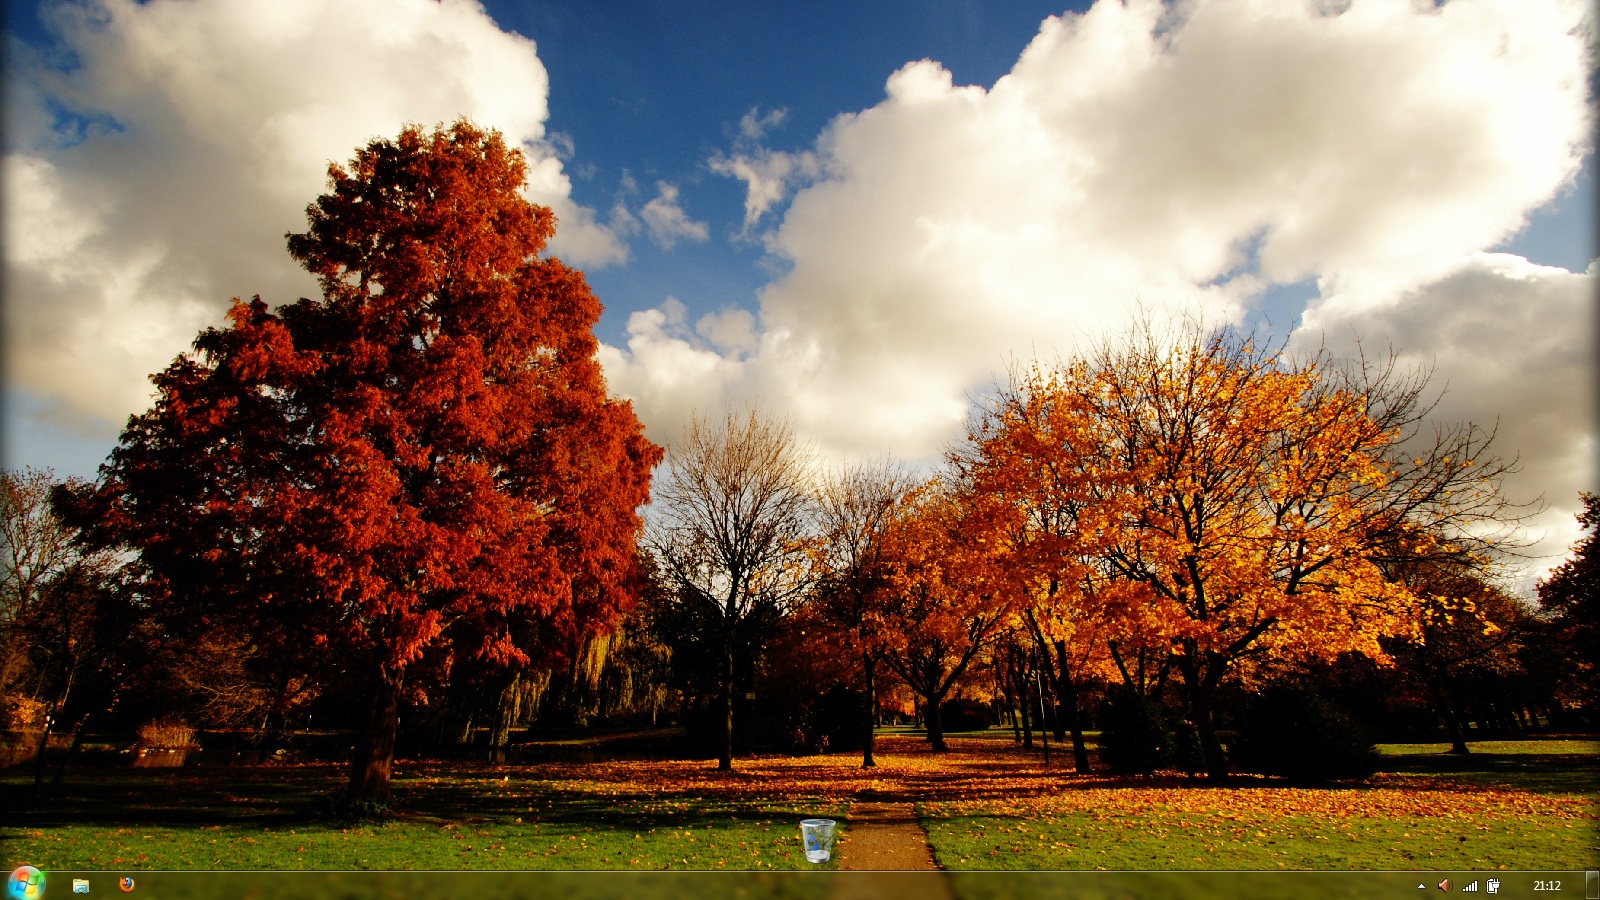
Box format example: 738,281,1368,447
1,469,81,698
2,468,117,795
650,408,814,770
813,460,913,767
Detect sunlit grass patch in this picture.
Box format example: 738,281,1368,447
1374,740,1600,796
1377,740,1600,756
921,786,1598,870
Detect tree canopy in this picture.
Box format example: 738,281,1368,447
1538,493,1599,710
57,121,660,801
962,324,1514,779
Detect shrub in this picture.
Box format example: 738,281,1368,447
811,685,867,752
1098,691,1171,775
1171,717,1205,776
0,694,47,731
318,792,390,824
136,718,196,749
939,698,995,733
1231,686,1380,784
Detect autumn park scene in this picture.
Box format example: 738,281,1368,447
2,114,1595,889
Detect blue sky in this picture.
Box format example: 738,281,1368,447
497,0,1100,346
3,0,1595,580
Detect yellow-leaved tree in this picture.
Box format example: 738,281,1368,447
876,477,1013,751
969,323,1513,780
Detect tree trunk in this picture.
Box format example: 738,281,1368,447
487,671,521,764
32,661,77,799
1178,653,1228,782
718,638,734,771
1054,640,1090,773
1428,678,1470,755
925,696,947,752
31,711,57,800
1005,668,1022,744
51,710,92,786
1191,685,1228,783
861,654,877,768
1017,665,1033,748
348,666,403,803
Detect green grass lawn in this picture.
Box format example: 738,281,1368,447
922,801,1592,870
1375,740,1600,795
920,737,1600,871
7,814,830,870
6,735,1595,874
2,764,844,870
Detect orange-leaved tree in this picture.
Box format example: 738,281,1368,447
56,121,660,803
961,362,1123,771
979,324,1512,780
877,477,1012,751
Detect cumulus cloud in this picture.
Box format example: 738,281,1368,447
638,182,710,250
604,0,1595,573
1299,253,1596,582
709,106,821,231
4,0,627,434
709,148,822,232
594,299,748,441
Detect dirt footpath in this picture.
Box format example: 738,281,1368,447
832,801,953,899
837,801,939,870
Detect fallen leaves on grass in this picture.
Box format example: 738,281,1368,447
390,734,1594,830
924,783,1594,825
412,734,1076,806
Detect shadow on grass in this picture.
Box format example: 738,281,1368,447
1379,751,1599,795
5,734,1591,837
0,764,818,834
2,767,346,829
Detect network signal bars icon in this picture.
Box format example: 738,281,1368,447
1463,881,1480,892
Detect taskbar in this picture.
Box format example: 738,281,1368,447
7,867,1598,899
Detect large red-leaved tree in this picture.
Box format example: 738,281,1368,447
58,121,661,802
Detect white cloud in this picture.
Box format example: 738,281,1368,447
638,182,710,250
695,307,759,357
606,0,1595,557
594,299,746,441
709,147,822,231
4,0,627,433
738,107,788,141
710,105,821,232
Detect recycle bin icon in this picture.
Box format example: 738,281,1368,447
799,818,837,863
